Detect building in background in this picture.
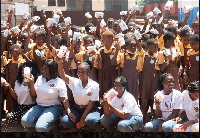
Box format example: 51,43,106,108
178,0,199,27
1,0,34,27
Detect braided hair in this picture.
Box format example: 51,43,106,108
115,76,129,92
157,73,173,91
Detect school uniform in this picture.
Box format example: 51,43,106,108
181,90,199,132
139,52,160,100
117,49,144,101
95,46,118,99
60,76,100,130
157,47,182,91
100,90,143,132
21,76,67,132
187,49,199,82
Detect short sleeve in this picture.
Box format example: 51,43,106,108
117,52,124,68
68,76,79,92
34,76,42,90
158,35,164,50
58,79,68,98
173,90,182,110
1,56,8,67
157,51,165,64
89,83,99,101
122,98,135,114
136,54,144,71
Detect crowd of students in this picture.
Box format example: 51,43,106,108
1,4,199,132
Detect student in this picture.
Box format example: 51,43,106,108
140,38,160,124
191,19,199,34
144,73,185,132
56,58,100,130
157,32,182,91
174,81,199,132
117,38,142,102
100,76,143,132
94,31,119,98
184,34,199,83
2,62,39,132
21,59,69,132
107,18,114,30
5,44,27,112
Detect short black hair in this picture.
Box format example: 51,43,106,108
143,34,151,41
115,76,129,92
85,23,94,33
80,60,93,71
83,35,95,42
187,81,199,93
167,26,177,32
35,29,46,37
147,38,157,46
58,38,67,46
189,34,199,42
51,35,59,42
163,31,175,43
157,73,173,91
125,38,135,46
10,44,20,51
140,42,147,50
42,59,58,79
16,62,40,85
181,30,190,37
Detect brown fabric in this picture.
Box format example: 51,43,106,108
163,62,181,91
121,54,139,101
140,56,159,100
98,49,118,99
188,54,199,83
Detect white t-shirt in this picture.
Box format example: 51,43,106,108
35,76,68,106
68,76,99,105
182,90,199,120
110,90,143,117
14,80,36,105
153,89,182,120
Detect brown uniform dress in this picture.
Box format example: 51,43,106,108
5,59,25,112
98,49,118,99
188,53,199,82
121,53,139,101
141,56,159,100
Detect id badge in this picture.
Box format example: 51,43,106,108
150,59,154,64
110,55,114,60
196,56,199,61
89,56,93,62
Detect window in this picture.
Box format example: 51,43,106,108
48,0,56,6
84,0,92,11
57,0,65,7
67,0,75,11
105,0,128,11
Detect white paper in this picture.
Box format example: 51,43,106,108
15,3,29,15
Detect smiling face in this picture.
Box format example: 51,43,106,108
113,79,124,98
126,41,137,53
148,42,158,53
84,37,94,48
77,65,89,81
42,64,50,80
190,40,199,51
162,75,175,93
11,48,20,60
182,36,190,47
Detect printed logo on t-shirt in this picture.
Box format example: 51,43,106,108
49,84,55,87
194,107,199,112
86,92,92,96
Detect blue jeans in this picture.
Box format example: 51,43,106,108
144,117,188,132
60,104,100,130
100,113,143,132
21,104,62,132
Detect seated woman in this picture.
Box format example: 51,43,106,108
1,62,39,132
21,59,69,132
144,73,186,132
56,56,100,131
100,76,143,132
174,81,199,132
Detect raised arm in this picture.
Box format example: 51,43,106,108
56,56,70,84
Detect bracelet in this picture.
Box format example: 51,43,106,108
81,116,86,119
